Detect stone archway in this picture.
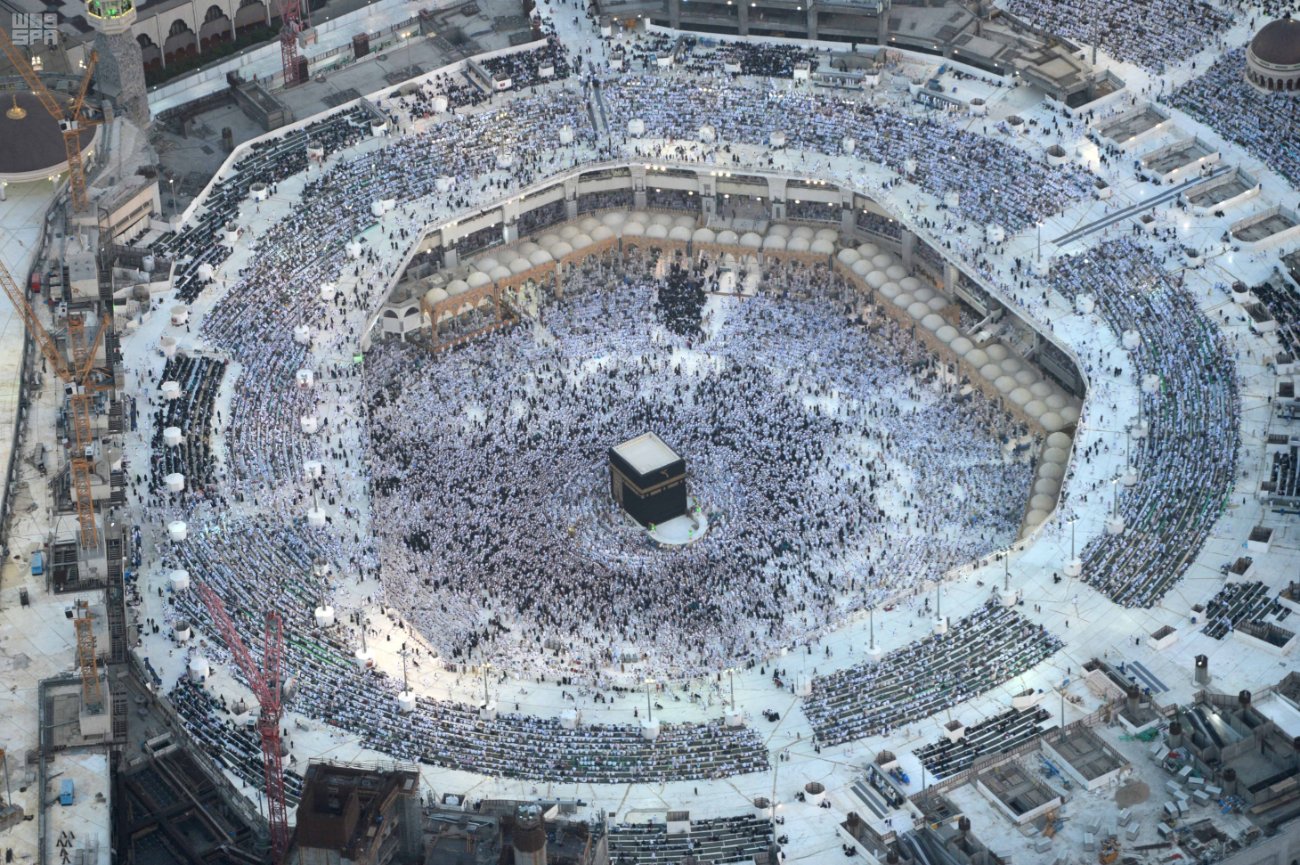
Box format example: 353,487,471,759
137,32,162,69
164,19,197,64
200,4,232,49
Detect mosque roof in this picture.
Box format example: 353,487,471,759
1250,15,1300,67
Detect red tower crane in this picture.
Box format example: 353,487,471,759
279,0,307,88
196,583,291,862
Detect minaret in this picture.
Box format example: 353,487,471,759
86,0,149,126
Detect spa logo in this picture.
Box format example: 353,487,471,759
10,14,60,46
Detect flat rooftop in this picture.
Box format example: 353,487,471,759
1099,107,1166,143
1142,140,1214,175
1233,211,1298,242
1252,693,1300,739
612,432,681,475
1187,171,1254,207
977,762,1060,818
1047,727,1129,783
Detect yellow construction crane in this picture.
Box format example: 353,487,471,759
0,259,104,547
0,29,99,211
73,600,103,709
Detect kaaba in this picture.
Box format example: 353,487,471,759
608,433,688,528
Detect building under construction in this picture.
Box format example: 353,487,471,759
291,762,423,865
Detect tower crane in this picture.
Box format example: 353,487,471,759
195,583,291,863
73,599,103,709
278,0,308,88
0,29,99,211
0,259,104,547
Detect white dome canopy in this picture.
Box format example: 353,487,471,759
645,224,669,239
1046,431,1073,449
693,228,716,243
764,235,788,250
1040,412,1066,432
740,232,763,248
466,271,492,288
669,225,692,241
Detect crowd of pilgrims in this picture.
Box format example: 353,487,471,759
196,84,598,494
365,252,1032,677
479,33,574,88
1045,239,1240,608
597,74,1096,233
1165,47,1300,188
128,29,1256,782
654,262,708,335
156,106,373,302
1003,0,1232,70
803,602,1063,747
150,354,227,495
151,508,770,784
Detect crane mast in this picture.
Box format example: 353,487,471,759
195,582,291,862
